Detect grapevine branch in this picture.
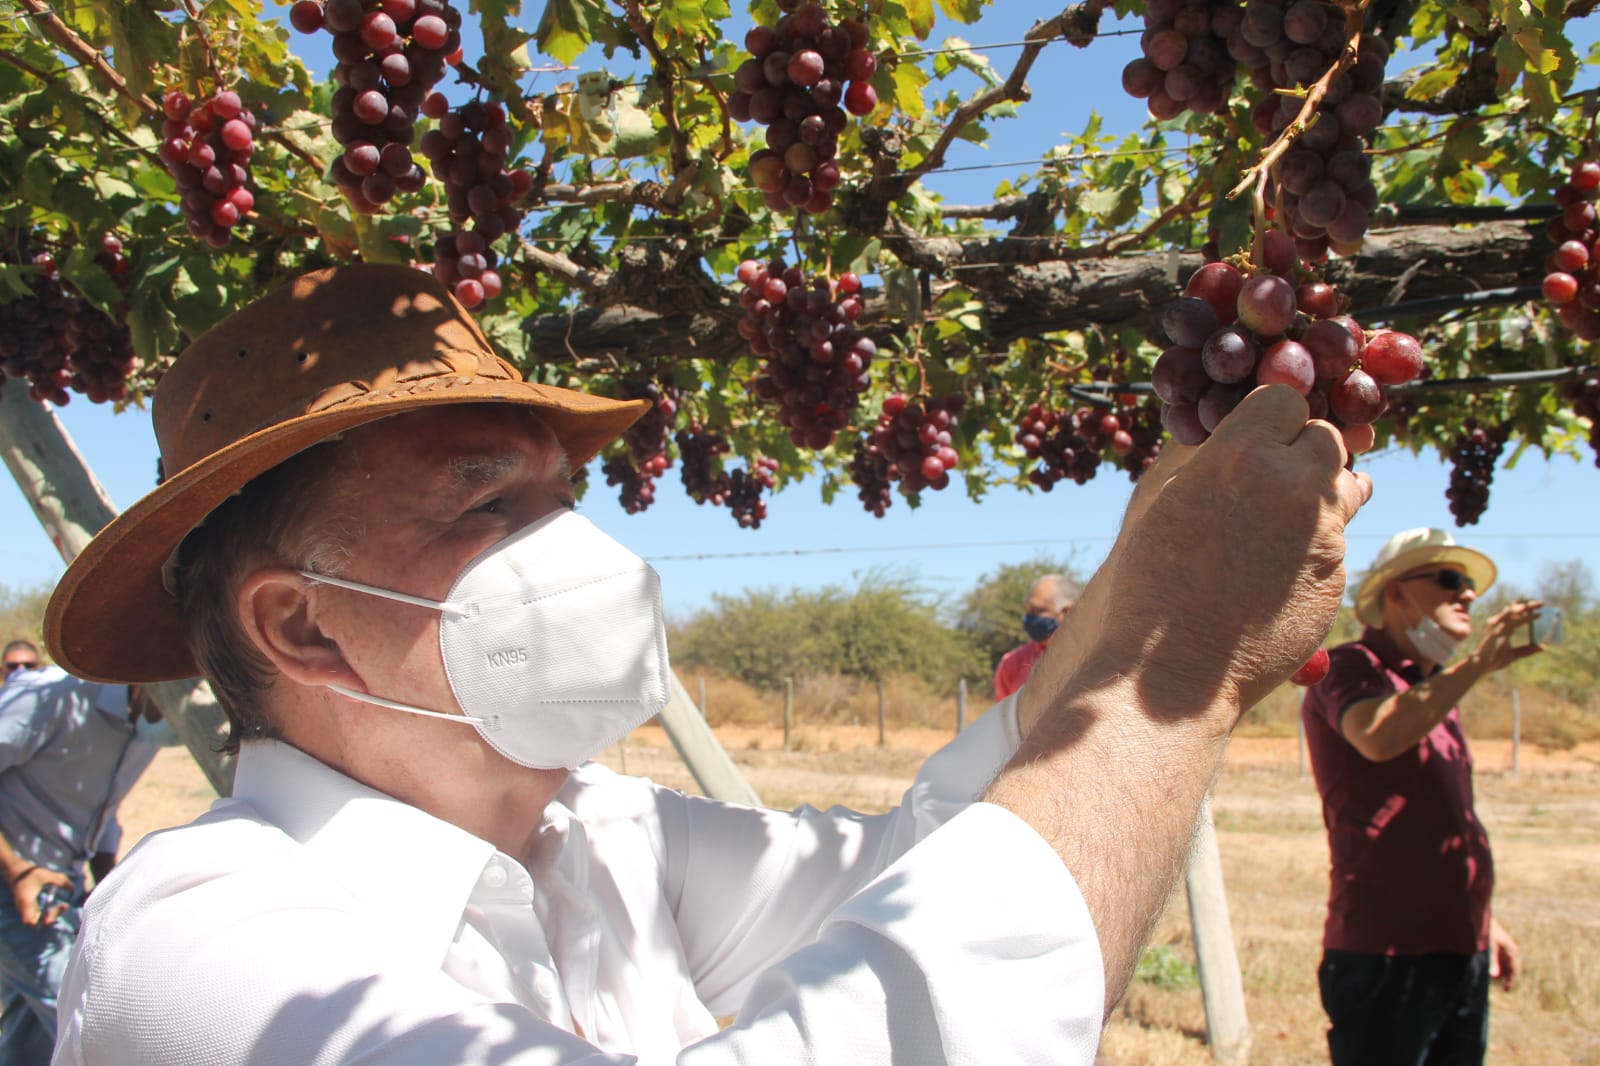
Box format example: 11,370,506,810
0,48,147,152
17,0,159,116
176,0,225,93
621,1,691,199
267,127,327,176
940,195,1037,221
869,0,1106,203
533,180,679,210
517,239,611,294
1380,51,1499,117
1227,4,1364,201
908,3,1102,181
1083,175,1213,258
877,172,1211,271
520,220,1546,365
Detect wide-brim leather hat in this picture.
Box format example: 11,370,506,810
46,264,649,683
1353,527,1497,627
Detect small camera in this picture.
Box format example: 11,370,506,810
1530,606,1566,647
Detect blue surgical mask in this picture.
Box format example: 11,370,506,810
1022,612,1059,644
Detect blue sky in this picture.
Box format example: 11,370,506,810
2,2,1596,620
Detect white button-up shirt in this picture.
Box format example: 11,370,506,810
53,696,1105,1064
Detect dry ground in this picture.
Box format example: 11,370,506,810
116,726,1600,1065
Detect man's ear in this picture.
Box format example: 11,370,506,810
237,568,361,690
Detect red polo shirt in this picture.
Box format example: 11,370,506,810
1300,628,1494,957
993,642,1047,700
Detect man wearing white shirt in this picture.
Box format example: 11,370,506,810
45,264,1369,1064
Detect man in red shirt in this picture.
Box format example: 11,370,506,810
992,574,1078,700
1302,528,1544,1066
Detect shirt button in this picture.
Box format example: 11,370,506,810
534,971,557,1001
481,864,507,889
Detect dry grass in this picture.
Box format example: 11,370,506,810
682,671,989,732
117,725,1600,1065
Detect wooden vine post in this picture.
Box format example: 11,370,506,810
1187,796,1252,1065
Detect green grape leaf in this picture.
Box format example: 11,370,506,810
935,0,986,23
535,0,599,65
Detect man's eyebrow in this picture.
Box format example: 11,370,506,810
445,454,523,488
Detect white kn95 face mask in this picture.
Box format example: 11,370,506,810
300,508,671,770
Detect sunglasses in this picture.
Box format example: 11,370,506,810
3,661,38,673
1399,570,1475,593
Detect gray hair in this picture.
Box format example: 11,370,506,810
1030,573,1080,611
170,437,363,752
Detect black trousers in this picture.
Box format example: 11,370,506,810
1318,949,1490,1066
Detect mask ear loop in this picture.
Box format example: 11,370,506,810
325,683,488,725
298,570,468,617
299,571,483,724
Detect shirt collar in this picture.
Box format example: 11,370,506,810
231,739,501,966
1359,626,1429,680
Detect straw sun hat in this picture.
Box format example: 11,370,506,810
45,264,648,684
1352,527,1497,627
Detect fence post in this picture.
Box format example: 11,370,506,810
783,676,793,753
1511,688,1521,777
698,675,707,719
957,677,968,733
1296,711,1307,779
877,677,887,748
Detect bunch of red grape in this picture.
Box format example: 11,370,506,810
1564,374,1600,468
673,423,780,528
597,378,679,514
1153,229,1423,448
1015,402,1109,489
729,1,876,214
419,96,532,309
1239,7,1389,259
290,0,460,214
740,260,874,450
429,230,506,310
419,96,531,239
676,423,734,505
1444,420,1509,526
0,242,137,406
1540,159,1600,340
848,434,895,516
1386,393,1419,442
862,393,965,494
155,89,258,248
1017,398,1164,488
724,457,780,529
1105,398,1168,481
1121,0,1239,120
620,377,679,468
601,453,659,514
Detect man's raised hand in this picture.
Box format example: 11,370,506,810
1089,384,1371,724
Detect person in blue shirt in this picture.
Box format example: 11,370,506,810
0,665,175,1065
